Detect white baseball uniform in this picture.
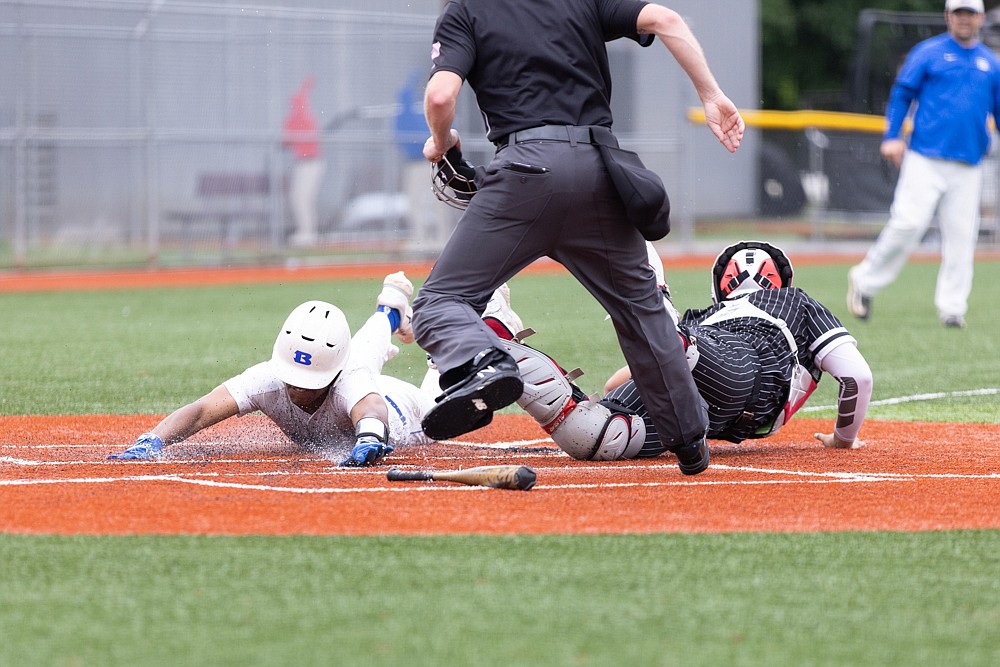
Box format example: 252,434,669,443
224,312,435,449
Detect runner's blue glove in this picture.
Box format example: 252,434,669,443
107,433,164,461
339,436,394,467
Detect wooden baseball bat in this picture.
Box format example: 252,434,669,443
386,465,536,491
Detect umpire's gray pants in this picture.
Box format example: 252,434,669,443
412,139,708,450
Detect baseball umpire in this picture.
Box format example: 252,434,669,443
412,1,745,475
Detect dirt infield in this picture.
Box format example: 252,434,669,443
2,414,998,535
0,252,879,293
2,260,998,536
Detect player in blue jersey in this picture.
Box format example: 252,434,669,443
847,0,1000,329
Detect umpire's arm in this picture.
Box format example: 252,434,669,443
423,71,463,162
636,4,744,153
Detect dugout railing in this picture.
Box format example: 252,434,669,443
689,107,1000,246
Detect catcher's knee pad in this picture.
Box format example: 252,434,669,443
504,340,576,432
551,400,646,461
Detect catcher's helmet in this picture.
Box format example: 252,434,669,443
710,240,794,303
270,301,351,390
430,146,479,210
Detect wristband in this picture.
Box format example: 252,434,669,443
355,417,388,443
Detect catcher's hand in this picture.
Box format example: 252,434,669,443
108,432,164,460
814,432,862,449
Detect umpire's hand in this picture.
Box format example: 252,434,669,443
423,128,461,163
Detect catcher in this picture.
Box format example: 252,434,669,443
504,241,874,461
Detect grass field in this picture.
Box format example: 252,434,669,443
2,532,998,666
2,257,999,666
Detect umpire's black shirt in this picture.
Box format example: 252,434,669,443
430,0,653,142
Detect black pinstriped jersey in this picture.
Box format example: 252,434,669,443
605,288,855,454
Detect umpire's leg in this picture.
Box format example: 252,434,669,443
562,242,707,449
412,165,549,378
412,154,553,439
553,180,708,466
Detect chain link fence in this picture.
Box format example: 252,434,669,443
0,0,459,269
1,0,713,271
2,0,771,270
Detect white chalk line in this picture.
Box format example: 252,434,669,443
3,456,997,493
0,474,486,493
0,477,902,492
800,387,999,413
0,455,335,466
437,438,554,448
0,438,554,451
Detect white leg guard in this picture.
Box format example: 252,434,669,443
503,340,645,461
552,400,646,461
504,340,577,433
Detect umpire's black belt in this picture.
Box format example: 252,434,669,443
495,125,615,149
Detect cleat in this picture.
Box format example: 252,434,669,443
941,315,966,329
377,271,414,343
421,348,523,440
672,436,710,475
846,267,872,321
482,283,524,340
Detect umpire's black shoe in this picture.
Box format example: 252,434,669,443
672,436,710,476
421,347,523,441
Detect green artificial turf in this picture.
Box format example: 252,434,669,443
2,259,997,420
2,259,998,666
1,532,997,667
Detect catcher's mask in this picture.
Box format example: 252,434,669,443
270,300,351,390
710,240,794,303
431,146,479,209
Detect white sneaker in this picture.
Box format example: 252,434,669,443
483,283,524,338
378,271,414,344
846,267,872,321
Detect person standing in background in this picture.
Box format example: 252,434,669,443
395,70,453,253
847,0,1000,328
283,76,326,247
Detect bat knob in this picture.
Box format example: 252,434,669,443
514,466,537,491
